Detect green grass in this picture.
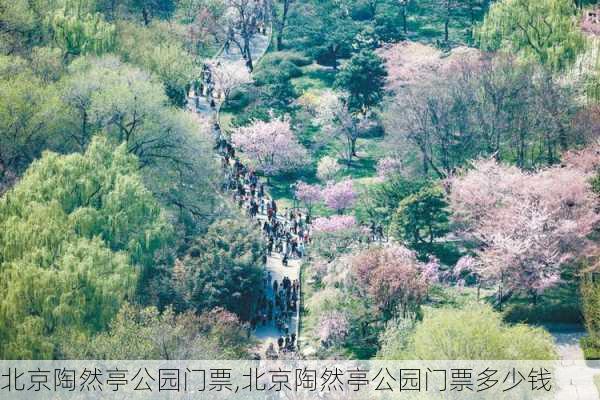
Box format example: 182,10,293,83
502,283,582,325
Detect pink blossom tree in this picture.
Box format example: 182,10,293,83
294,181,321,215
322,179,356,214
312,215,357,234
449,157,600,304
231,116,308,180
350,245,432,321
317,311,349,347
376,156,404,179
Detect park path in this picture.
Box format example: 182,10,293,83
186,27,303,357
548,324,600,399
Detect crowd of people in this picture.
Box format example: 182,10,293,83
214,126,308,357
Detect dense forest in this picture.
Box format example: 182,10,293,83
1,0,600,370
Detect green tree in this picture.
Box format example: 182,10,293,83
66,304,250,359
391,184,450,254
290,1,359,69
476,0,587,72
379,303,557,360
177,216,265,320
0,69,68,186
355,174,426,228
335,49,387,113
0,137,171,358
50,8,117,58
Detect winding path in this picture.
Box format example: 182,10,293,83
187,27,303,357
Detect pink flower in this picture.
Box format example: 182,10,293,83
312,216,357,233
322,180,356,213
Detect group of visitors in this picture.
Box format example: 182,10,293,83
213,122,307,356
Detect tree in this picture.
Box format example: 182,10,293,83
231,116,308,179
67,304,250,359
350,245,433,321
274,0,295,50
290,0,358,69
67,57,219,230
315,91,371,163
310,218,367,261
294,181,321,215
177,217,265,320
322,179,356,214
335,49,387,113
0,71,67,186
449,158,599,304
354,173,426,228
312,215,358,233
379,303,557,360
50,8,116,59
391,184,450,255
316,156,341,182
476,0,587,72
127,0,176,25
223,0,265,71
0,137,170,358
209,60,252,106
383,54,584,175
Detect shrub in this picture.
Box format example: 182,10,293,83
581,336,600,360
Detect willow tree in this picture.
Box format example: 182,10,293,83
0,137,171,358
50,7,117,58
476,0,587,72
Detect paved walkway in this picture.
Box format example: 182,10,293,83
186,26,303,357
549,324,600,399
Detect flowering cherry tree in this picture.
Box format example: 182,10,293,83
376,156,404,179
312,215,357,234
350,245,433,320
322,179,356,214
317,311,349,347
294,181,321,215
231,116,308,179
449,157,599,303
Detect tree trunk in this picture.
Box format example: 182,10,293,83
444,2,450,43
277,0,291,50
142,7,150,26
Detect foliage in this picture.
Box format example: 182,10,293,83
0,69,69,185
476,0,587,72
391,183,451,257
316,156,342,182
581,275,600,357
68,304,250,359
354,174,426,227
232,116,309,177
0,137,170,359
322,179,356,214
312,215,357,234
175,216,265,320
351,245,435,321
380,303,557,360
294,181,322,214
384,54,586,175
334,49,387,113
449,158,599,302
50,7,117,58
